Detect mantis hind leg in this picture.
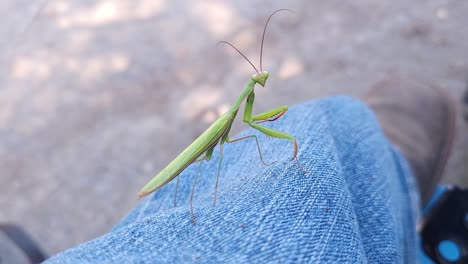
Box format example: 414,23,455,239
190,160,204,224
174,154,208,207
189,146,215,224
213,143,224,206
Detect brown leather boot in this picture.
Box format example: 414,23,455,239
364,77,456,206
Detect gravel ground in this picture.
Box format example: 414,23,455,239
1,0,467,254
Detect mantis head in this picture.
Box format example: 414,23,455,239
218,9,293,88
252,71,269,87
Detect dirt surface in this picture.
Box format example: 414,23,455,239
1,0,467,254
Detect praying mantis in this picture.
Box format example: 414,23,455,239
138,9,305,223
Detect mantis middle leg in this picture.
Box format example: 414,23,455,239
225,134,274,166
211,133,277,206
174,152,212,207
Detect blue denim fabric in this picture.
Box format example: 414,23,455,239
46,96,421,263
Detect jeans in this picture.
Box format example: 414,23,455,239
46,96,421,263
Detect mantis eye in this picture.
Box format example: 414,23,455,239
252,71,269,87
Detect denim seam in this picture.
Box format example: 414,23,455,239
319,100,368,263
389,145,421,263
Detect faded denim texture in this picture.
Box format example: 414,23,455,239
46,96,421,263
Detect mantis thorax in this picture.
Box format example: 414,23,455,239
252,71,269,87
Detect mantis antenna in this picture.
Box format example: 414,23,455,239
259,9,295,72
218,41,259,73
218,9,294,74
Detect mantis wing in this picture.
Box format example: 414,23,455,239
138,113,233,197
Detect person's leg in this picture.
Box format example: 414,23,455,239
46,96,420,263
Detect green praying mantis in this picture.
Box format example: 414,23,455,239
138,9,306,223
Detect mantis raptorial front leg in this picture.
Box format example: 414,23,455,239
253,105,289,123
243,91,306,171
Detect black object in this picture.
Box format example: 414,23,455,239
463,85,468,122
420,186,468,264
0,224,47,263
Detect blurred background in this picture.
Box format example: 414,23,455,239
1,0,467,255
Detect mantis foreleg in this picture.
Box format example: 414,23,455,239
252,105,288,123
249,120,308,172
243,92,297,156
248,122,299,160
243,92,307,171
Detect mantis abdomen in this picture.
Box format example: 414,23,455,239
138,112,235,197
